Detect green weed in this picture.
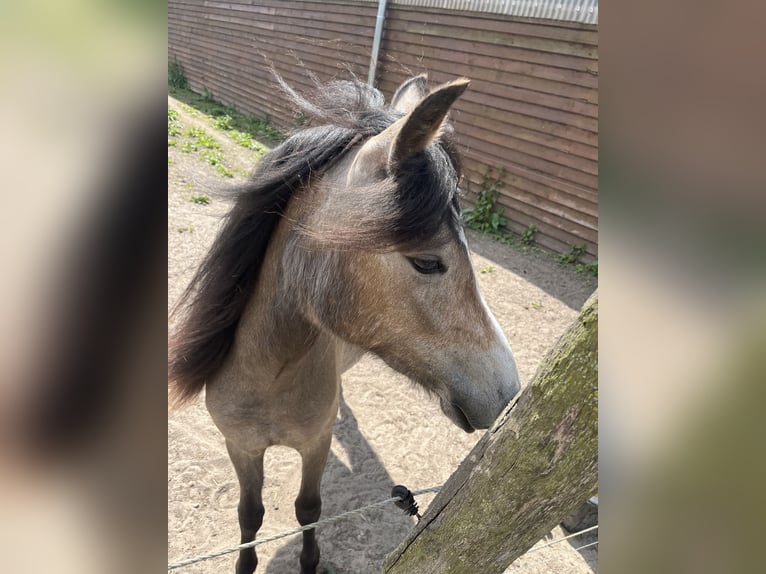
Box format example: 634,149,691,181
463,168,507,234
167,107,181,137
214,114,233,130
521,224,538,246
168,61,188,89
202,150,234,177
558,245,587,265
190,194,210,205
576,260,599,277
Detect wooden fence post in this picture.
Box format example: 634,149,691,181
383,291,598,574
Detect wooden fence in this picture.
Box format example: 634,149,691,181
168,0,598,257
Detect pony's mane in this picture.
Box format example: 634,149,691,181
169,77,462,405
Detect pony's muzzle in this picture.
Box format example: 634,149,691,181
439,371,520,433
439,374,519,432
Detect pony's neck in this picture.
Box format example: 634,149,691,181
229,224,316,381
225,147,362,381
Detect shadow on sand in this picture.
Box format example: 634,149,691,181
466,228,596,311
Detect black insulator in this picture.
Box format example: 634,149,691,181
392,485,421,520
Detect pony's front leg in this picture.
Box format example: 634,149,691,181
226,440,266,574
295,433,332,574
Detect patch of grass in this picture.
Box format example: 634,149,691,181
230,130,268,156
169,84,282,146
180,141,198,153
202,150,234,177
530,301,544,309
197,132,220,149
184,126,206,138
167,138,177,147
190,194,210,205
214,114,233,130
479,265,495,274
177,226,195,233
168,107,181,137
167,157,172,165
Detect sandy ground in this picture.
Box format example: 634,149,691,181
168,95,598,573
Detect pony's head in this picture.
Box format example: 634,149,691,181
286,76,520,431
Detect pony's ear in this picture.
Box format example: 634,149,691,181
347,78,469,187
391,74,429,114
389,78,469,168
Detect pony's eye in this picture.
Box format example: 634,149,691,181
408,257,445,275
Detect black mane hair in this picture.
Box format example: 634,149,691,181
169,77,462,405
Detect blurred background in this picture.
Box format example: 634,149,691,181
0,1,763,572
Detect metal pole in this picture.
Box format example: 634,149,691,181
367,0,388,86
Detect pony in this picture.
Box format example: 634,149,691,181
169,74,520,574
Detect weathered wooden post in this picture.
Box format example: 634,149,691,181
383,291,598,574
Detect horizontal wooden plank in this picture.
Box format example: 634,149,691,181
380,43,596,90
171,27,370,80
384,16,597,59
458,131,597,190
381,65,597,119
453,109,597,162
378,48,597,102
382,28,598,74
380,72,597,133
204,11,374,43
455,122,597,178
170,22,372,69
381,66,597,119
203,1,377,28
386,6,597,45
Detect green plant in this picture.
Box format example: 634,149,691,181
463,168,507,234
197,133,220,149
558,244,587,265
184,126,205,138
168,60,187,89
190,194,210,205
230,130,268,156
180,141,198,153
202,150,234,177
576,260,599,277
480,265,496,274
167,107,181,136
168,84,283,145
214,114,233,130
521,224,538,246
